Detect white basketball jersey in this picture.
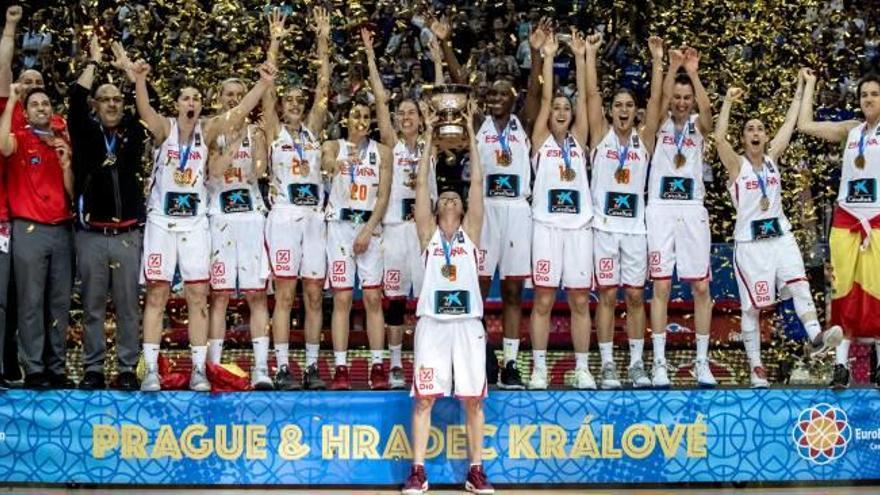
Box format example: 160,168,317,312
206,125,266,216
416,226,483,320
838,121,880,215
728,155,791,242
531,133,593,228
649,114,705,205
326,138,381,222
590,129,649,234
147,118,208,230
476,114,531,202
383,139,437,225
269,125,323,216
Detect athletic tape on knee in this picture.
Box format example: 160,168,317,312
385,299,407,326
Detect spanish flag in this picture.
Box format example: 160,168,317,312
830,206,880,337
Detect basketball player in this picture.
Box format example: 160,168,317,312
527,30,595,389
362,28,439,389
403,101,493,495
261,7,331,390
646,46,715,387
715,73,842,388
799,69,880,389
585,33,663,389
135,59,275,391
321,99,393,390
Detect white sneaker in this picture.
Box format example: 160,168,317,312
628,360,652,388
600,362,621,390
251,366,274,391
810,325,843,357
652,358,671,388
693,359,717,388
750,366,770,388
190,365,211,392
528,366,548,390
140,365,161,392
573,367,597,390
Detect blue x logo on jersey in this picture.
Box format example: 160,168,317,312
670,178,686,191
351,211,364,222
495,176,512,188
854,180,870,194
176,195,192,208
556,191,574,204
228,191,246,203
443,291,462,306
614,195,631,208
297,185,314,197
761,220,777,234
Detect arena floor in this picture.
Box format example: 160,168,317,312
2,487,880,494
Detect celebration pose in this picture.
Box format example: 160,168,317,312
404,102,493,495
646,46,715,387
799,69,880,389
716,72,842,388
585,33,663,389
135,57,275,391
261,7,331,390
527,30,595,389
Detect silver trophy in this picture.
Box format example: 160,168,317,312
424,84,472,149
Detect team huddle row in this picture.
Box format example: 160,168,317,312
1,6,877,405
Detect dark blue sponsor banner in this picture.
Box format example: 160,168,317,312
0,389,878,485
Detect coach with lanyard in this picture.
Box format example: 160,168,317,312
68,37,148,391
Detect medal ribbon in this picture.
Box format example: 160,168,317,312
101,124,117,159
756,160,770,204
177,130,194,174
674,125,686,157
497,120,511,158
858,124,869,159
293,127,307,162
616,133,630,177
440,231,453,268
561,135,572,172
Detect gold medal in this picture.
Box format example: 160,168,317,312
855,154,866,169
103,154,117,167
405,171,417,189
674,153,686,168
173,169,189,186
299,161,311,177
760,196,770,211
497,151,512,166
561,167,576,181
441,264,457,281
614,168,627,184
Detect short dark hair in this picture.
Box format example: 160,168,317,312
857,72,880,97
674,72,694,91
23,87,50,107
611,87,639,106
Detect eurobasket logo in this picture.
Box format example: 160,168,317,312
791,403,852,465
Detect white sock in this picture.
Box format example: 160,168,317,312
575,352,589,370
252,337,269,369
836,339,851,366
305,343,320,367
207,338,224,365
742,331,762,369
275,343,290,368
334,351,348,367
628,338,644,366
389,344,403,368
191,345,207,369
143,343,160,369
503,338,519,364
696,334,710,361
652,333,666,362
371,350,384,365
532,350,546,370
599,342,614,364
803,320,822,342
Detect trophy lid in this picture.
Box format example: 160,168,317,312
423,83,472,96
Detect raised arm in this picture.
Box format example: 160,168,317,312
530,30,557,148
570,29,589,148
306,7,331,135
132,60,169,142
0,6,22,98
768,71,805,162
205,62,276,143
640,36,665,150
362,27,395,147
415,102,437,246
521,18,550,135
683,47,713,136
427,36,445,85
320,139,339,175
75,35,102,90
585,33,607,149
797,67,859,142
656,47,683,133
462,100,483,243
0,83,19,156
266,8,293,67
715,87,743,181
251,126,268,179
430,17,463,85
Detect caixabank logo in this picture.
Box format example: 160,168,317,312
791,403,852,465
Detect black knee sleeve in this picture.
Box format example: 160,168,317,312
384,299,407,326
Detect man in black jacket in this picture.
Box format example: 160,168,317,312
69,37,148,390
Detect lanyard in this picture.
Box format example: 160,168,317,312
497,120,511,156
616,133,630,175
101,125,117,157
293,127,307,162
440,231,453,267
674,125,686,156
178,129,194,173
756,161,769,200
561,135,572,171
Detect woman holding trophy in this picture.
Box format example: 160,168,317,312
526,29,596,390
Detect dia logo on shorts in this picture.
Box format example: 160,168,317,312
755,281,769,295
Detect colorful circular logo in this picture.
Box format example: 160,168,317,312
792,403,852,465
